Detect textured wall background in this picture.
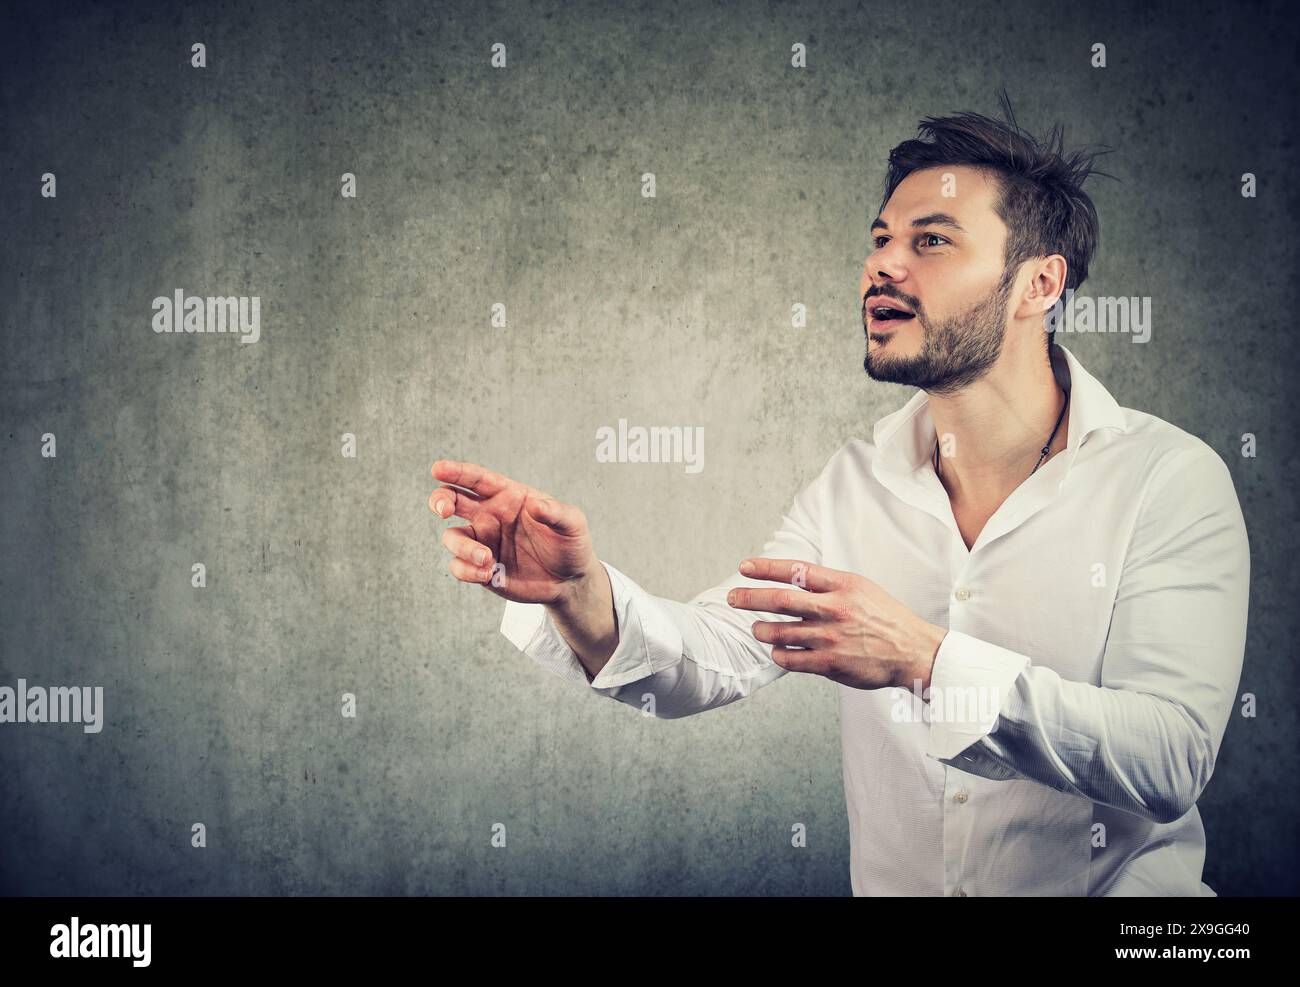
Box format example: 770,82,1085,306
1,0,1297,895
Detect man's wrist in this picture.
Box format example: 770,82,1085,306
554,562,604,619
905,623,947,693
548,562,619,675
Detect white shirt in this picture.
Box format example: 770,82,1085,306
500,342,1250,896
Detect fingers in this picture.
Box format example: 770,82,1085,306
767,644,830,675
431,459,512,498
440,522,499,585
727,585,833,620
441,525,494,568
525,494,582,534
447,554,498,585
429,485,484,520
752,619,831,649
737,557,840,593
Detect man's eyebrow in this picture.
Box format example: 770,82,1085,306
870,213,968,234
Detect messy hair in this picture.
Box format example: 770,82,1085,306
880,91,1115,352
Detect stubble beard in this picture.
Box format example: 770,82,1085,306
863,268,1015,396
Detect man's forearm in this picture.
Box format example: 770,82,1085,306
547,563,619,679
510,558,795,717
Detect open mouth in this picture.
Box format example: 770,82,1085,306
871,307,915,321
868,304,917,329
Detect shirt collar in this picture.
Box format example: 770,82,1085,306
870,342,1128,477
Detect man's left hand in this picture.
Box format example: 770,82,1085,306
727,558,947,692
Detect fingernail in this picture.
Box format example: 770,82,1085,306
475,549,488,565
739,560,755,575
727,591,737,605
434,500,447,516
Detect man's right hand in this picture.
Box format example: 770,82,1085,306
429,458,598,607
430,458,620,675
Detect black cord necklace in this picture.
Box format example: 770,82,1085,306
933,385,1070,481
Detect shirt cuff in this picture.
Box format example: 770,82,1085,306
499,560,686,693
924,629,1031,760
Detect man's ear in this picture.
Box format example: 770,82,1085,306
1015,254,1069,318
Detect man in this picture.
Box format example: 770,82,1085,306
429,106,1250,896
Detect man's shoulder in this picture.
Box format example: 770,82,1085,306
1104,405,1241,514
1108,404,1229,477
818,436,878,480
829,435,877,462
786,438,880,505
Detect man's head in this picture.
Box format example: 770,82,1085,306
862,101,1110,394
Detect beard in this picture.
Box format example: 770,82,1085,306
863,267,1015,396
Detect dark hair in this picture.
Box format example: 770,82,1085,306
879,91,1115,354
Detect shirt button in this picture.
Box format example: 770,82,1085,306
954,586,970,601
953,790,968,804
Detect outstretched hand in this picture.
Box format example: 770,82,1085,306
430,459,599,608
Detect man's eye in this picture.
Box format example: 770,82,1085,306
872,234,946,250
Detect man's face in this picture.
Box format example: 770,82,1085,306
861,165,1016,394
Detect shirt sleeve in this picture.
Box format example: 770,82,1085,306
925,447,1251,826
498,448,842,718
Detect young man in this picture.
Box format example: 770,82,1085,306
430,108,1250,896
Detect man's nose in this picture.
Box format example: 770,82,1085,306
863,248,908,292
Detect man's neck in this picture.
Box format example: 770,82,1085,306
928,346,1067,505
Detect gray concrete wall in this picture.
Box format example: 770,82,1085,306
1,0,1296,894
